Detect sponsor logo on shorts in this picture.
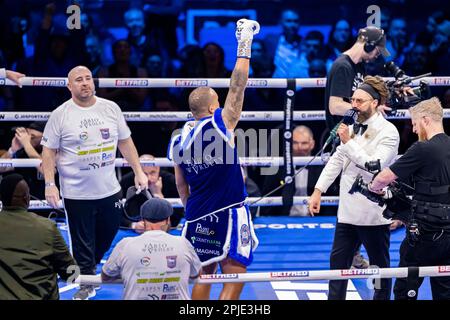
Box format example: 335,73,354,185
162,284,177,293
161,294,180,300
438,266,450,273
196,248,220,256
195,223,215,236
140,257,151,267
190,236,221,247
115,79,148,87
32,79,66,86
240,224,250,247
79,132,88,141
341,269,379,276
166,255,177,269
270,271,309,278
100,128,110,139
175,80,208,87
201,273,238,280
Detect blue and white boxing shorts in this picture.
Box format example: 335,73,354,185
182,204,259,267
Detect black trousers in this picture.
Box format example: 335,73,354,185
64,192,122,275
328,222,391,300
394,232,450,300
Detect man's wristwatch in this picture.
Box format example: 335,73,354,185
45,182,56,188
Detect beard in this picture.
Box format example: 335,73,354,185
357,108,374,123
418,123,427,141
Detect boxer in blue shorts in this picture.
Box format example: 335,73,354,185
168,19,260,300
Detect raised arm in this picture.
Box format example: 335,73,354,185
222,19,260,130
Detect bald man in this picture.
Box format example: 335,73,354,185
168,19,260,300
41,66,147,300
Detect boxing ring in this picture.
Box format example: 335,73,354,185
2,76,450,300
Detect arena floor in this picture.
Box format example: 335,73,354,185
57,216,433,300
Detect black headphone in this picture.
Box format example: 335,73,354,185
123,186,153,222
359,27,385,53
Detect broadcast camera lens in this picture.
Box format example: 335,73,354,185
385,61,405,79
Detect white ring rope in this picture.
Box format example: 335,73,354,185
74,265,450,285
25,196,339,210
0,155,404,168
2,109,450,122
2,76,450,88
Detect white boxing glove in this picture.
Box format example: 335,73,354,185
236,18,260,58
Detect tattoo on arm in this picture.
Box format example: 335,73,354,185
223,59,249,129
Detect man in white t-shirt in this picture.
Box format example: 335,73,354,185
41,65,148,300
102,198,202,300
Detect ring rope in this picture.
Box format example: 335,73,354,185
74,265,450,285
2,109,450,122
26,196,339,210
2,76,449,88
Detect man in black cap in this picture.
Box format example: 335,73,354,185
101,198,202,300
0,173,76,299
325,26,391,131
1,121,47,200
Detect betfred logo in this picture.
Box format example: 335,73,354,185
175,80,208,87
434,78,450,85
32,79,66,86
270,271,309,278
201,273,238,280
438,266,450,273
316,79,326,86
341,269,379,276
247,79,268,87
115,80,148,87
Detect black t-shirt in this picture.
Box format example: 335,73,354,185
390,133,450,204
324,54,365,130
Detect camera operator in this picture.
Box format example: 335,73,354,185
369,97,450,300
309,76,400,300
325,26,392,131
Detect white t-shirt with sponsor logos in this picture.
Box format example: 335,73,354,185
41,97,131,199
102,230,202,300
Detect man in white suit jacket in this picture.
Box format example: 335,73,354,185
309,76,400,300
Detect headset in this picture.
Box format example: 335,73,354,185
123,186,154,222
358,26,385,53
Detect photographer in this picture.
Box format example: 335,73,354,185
309,76,400,300
369,97,450,300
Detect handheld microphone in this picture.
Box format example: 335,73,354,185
324,108,358,147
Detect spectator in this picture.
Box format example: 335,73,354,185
265,9,304,78
241,167,262,219
201,42,230,104
326,19,354,63
416,11,447,46
84,35,103,77
101,198,202,300
296,30,330,78
0,122,47,200
0,174,76,300
124,7,161,67
97,39,148,111
261,125,338,216
177,44,205,78
402,43,431,76
120,154,183,229
429,20,450,76
385,17,410,65
80,12,114,66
